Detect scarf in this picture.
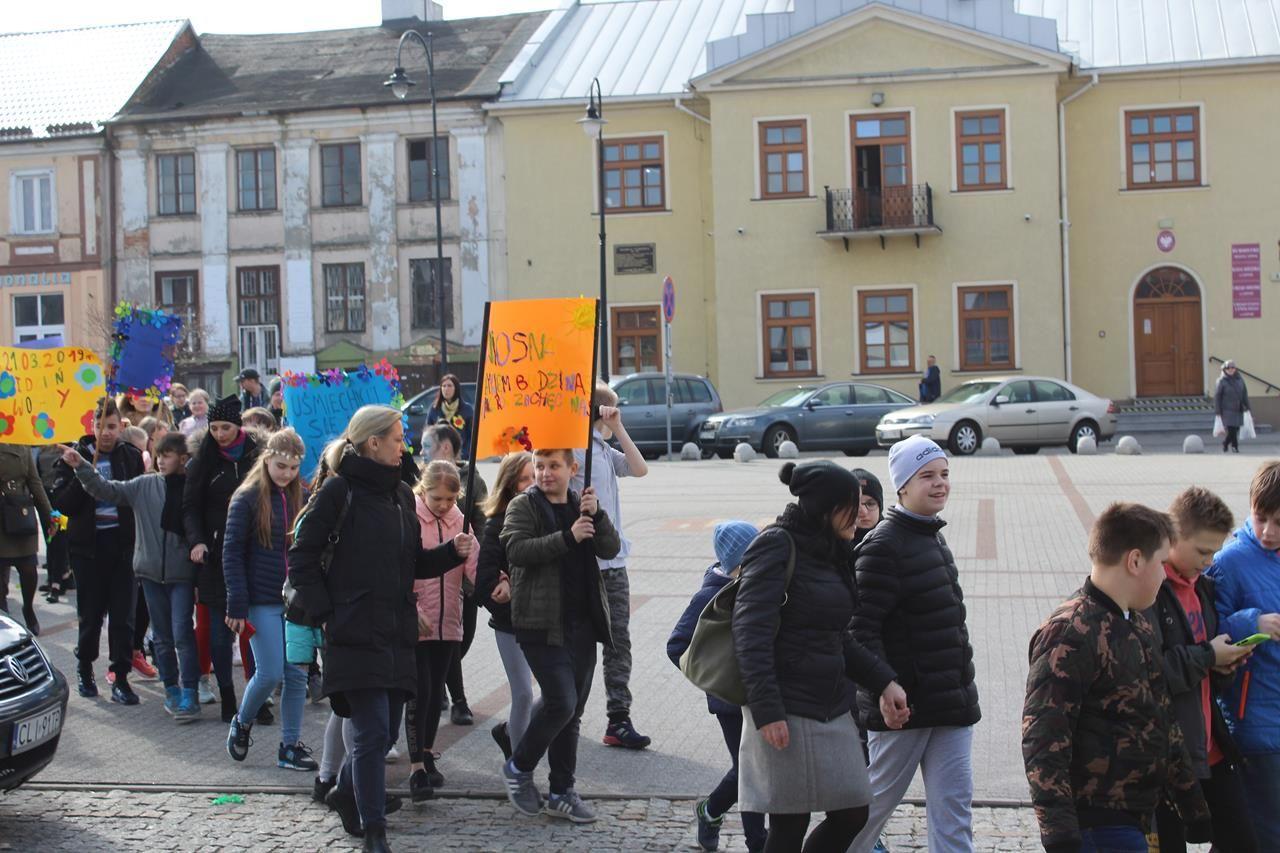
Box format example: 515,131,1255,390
161,473,186,536
218,430,247,462
440,398,460,424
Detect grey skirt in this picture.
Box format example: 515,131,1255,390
739,706,871,814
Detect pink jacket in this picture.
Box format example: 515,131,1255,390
413,496,477,642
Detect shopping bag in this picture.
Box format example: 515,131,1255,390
1213,416,1226,438
1242,411,1257,440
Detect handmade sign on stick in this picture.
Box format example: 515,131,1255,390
0,346,106,444
281,360,405,478
106,302,183,401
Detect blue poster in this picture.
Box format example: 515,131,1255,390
281,362,404,479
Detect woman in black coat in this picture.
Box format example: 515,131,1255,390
289,405,476,852
732,460,906,853
1215,359,1250,453
425,374,473,458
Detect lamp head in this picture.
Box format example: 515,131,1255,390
577,102,606,138
384,67,415,100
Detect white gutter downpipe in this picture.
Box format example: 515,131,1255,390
1057,72,1098,384
673,96,711,124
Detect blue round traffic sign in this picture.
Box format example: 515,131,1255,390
661,276,675,323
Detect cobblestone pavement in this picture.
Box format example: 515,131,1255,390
0,789,1043,851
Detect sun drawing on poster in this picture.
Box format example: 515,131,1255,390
565,300,596,338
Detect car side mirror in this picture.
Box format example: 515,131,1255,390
805,399,821,409
617,399,629,406
992,395,1009,406
407,403,426,416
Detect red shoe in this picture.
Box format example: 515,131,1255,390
106,670,116,685
132,650,159,680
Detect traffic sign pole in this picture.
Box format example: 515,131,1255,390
662,276,675,459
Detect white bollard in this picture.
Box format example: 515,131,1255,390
777,440,799,459
1182,435,1205,455
1076,436,1098,455
978,437,1002,456
733,442,755,463
1115,435,1142,456
680,442,701,461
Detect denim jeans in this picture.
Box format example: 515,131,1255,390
204,604,236,689
139,579,197,689
336,688,404,832
1078,825,1148,852
1241,752,1280,843
237,604,307,747
514,621,597,795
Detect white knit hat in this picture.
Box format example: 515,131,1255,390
888,435,947,493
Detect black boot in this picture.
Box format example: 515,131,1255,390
220,684,238,724
409,768,433,803
325,785,364,838
312,776,336,804
362,824,391,853
77,663,98,698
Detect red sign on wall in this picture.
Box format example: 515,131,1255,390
1232,243,1262,319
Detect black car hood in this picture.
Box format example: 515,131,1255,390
0,612,29,651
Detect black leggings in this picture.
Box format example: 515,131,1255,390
763,807,869,853
1224,425,1240,452
134,584,149,652
0,559,38,616
446,596,478,705
404,641,457,763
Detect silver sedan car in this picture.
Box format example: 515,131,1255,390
875,376,1117,455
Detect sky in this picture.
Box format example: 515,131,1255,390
4,0,558,34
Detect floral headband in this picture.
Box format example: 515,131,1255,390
266,448,303,463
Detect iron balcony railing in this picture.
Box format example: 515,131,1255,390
823,184,936,233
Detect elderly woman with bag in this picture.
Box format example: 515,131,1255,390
0,445,53,634
287,405,475,853
1215,359,1250,454
733,460,908,853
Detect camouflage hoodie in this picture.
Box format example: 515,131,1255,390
1022,578,1208,851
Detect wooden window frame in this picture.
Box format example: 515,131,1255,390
410,257,454,330
155,270,200,351
610,306,663,375
957,284,1015,370
1124,108,1201,190
858,289,915,374
235,266,281,327
156,152,196,216
322,263,366,332
601,136,666,213
408,137,450,203
236,147,277,211
761,293,818,379
320,143,362,207
955,109,1007,191
758,120,809,199
851,112,913,189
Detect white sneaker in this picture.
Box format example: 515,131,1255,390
385,746,400,764
198,675,216,705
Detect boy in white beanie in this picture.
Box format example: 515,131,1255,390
850,435,980,852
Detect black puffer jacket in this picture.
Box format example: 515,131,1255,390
475,511,513,633
182,430,260,609
853,507,981,731
50,436,144,557
287,452,460,716
733,505,895,728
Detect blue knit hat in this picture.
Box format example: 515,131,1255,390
714,521,758,572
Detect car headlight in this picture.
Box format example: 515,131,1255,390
726,417,757,429
911,414,936,426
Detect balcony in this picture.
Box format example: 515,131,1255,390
820,184,941,249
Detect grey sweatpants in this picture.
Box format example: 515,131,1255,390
601,567,632,719
849,725,974,853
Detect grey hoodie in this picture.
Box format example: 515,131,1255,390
75,465,196,584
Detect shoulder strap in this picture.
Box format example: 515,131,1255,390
318,480,354,574
776,529,798,607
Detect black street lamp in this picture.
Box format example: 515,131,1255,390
578,78,609,382
385,30,448,374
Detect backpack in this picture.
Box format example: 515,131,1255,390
678,529,797,707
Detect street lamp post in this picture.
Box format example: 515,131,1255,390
385,30,448,374
577,78,609,383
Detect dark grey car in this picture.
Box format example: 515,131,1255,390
402,383,477,453
609,373,723,458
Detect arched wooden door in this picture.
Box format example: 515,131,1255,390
1133,267,1203,397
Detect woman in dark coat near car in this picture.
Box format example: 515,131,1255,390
288,405,476,853
0,444,53,633
1215,359,1250,453
732,460,908,853
425,374,473,458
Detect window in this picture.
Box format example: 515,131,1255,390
956,110,1006,190
1125,108,1200,189
957,285,1014,370
676,377,713,405
602,137,664,212
410,258,453,330
759,120,808,198
408,138,449,202
156,272,199,351
236,267,280,326
11,170,55,234
762,294,816,378
811,385,852,406
858,290,914,373
1032,380,1075,403
157,153,196,215
1003,380,1034,404
615,378,654,407
854,384,892,405
237,148,276,211
323,263,366,332
12,294,64,342
612,307,662,374
321,143,362,207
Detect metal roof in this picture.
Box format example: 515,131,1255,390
0,20,188,140
498,0,1280,102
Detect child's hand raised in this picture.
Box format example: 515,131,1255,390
453,532,477,558
570,515,595,542
579,486,599,517
58,444,84,469
598,406,623,433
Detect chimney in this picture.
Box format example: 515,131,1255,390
382,0,443,24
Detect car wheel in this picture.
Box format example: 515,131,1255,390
763,424,796,458
1012,446,1040,455
842,448,870,457
715,449,733,460
948,421,981,456
1068,420,1099,454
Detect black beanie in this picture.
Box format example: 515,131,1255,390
779,460,861,518
208,394,243,427
851,468,884,514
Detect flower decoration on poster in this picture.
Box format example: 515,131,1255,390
105,302,184,401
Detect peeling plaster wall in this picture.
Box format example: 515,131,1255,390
453,127,488,346
197,143,231,354
282,137,316,367
117,149,151,303
363,132,400,353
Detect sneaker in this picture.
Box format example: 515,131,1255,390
131,650,158,680
385,745,400,764
409,768,433,803
175,687,201,723
450,701,474,726
312,776,336,805
164,685,182,717
603,719,651,750
278,741,319,772
491,721,513,761
386,795,403,815
545,789,597,824
111,679,140,706
696,799,724,851
198,675,216,705
106,670,116,685
77,667,98,698
423,752,444,788
872,839,891,853
501,758,543,817
255,703,274,725
226,716,253,762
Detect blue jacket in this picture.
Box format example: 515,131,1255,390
666,564,741,717
1207,519,1280,754
223,486,297,620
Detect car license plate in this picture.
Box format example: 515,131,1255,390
11,705,61,756
699,430,715,440
880,428,902,440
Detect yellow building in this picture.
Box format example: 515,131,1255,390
495,0,1280,426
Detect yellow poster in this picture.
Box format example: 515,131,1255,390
475,297,597,457
0,347,107,444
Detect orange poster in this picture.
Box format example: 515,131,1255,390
475,297,597,457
